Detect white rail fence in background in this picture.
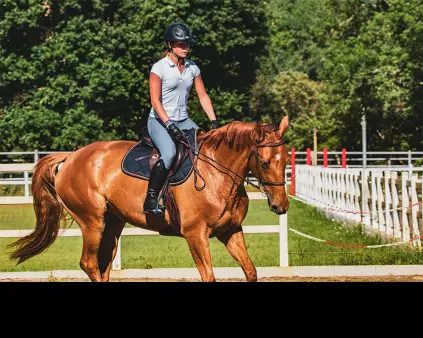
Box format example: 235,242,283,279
2,150,423,167
0,163,35,200
296,165,423,247
0,192,288,271
0,160,291,202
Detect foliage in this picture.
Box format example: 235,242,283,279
0,0,266,151
1,0,422,152
254,0,423,151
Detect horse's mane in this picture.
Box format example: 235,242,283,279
198,121,278,152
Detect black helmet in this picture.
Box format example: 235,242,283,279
163,23,196,45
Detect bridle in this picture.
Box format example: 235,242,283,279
179,133,287,198
247,139,287,196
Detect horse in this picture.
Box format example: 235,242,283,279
8,116,290,282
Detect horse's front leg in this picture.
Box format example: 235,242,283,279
183,227,215,282
217,226,257,282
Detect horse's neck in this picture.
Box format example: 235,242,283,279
205,142,252,183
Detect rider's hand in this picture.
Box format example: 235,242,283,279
166,123,185,143
211,120,219,130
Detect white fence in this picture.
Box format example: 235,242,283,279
0,192,288,270
2,148,423,200
2,150,423,167
0,163,34,197
296,165,423,246
0,160,291,203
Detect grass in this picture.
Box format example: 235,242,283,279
0,198,421,271
0,200,278,230
286,200,423,266
0,184,32,197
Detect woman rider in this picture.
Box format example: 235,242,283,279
144,22,219,215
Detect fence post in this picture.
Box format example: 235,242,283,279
410,174,421,248
290,148,296,196
34,149,39,163
112,237,122,270
408,150,412,177
279,213,289,267
323,148,328,168
306,148,312,166
384,171,392,235
342,148,347,168
24,171,29,197
361,115,367,225
401,172,410,242
391,172,400,238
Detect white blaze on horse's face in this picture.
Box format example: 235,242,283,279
264,145,290,215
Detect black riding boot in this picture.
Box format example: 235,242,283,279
143,159,170,215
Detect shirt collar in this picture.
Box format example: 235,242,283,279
165,56,190,67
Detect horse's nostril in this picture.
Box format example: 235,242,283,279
270,205,287,215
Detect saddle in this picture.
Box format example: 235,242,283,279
121,126,203,237
121,126,201,185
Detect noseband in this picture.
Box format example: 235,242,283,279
247,140,287,196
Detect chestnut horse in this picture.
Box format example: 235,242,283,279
9,116,290,282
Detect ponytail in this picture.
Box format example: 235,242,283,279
159,49,169,59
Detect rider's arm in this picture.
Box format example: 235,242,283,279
194,75,216,121
149,72,171,124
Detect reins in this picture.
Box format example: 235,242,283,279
178,130,286,196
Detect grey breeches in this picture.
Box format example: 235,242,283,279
146,116,199,169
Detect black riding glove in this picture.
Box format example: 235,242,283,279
166,123,185,143
211,120,219,130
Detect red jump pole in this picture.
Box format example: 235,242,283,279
323,148,328,168
290,148,296,196
342,148,347,168
306,148,311,166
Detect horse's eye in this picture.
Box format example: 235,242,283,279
261,161,270,169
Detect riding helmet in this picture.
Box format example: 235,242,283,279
163,23,196,45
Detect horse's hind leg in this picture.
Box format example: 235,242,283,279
217,226,257,282
65,210,106,282
98,210,125,282
184,228,215,282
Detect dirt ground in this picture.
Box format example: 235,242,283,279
2,275,423,282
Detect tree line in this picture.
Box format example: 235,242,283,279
1,0,422,152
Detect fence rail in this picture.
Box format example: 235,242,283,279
0,161,292,200
295,165,423,247
0,192,289,270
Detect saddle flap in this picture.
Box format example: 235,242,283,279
169,142,189,176
149,149,161,168
121,127,200,186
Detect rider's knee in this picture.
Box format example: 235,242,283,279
161,146,176,169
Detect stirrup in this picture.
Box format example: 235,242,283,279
145,204,166,216
144,192,166,216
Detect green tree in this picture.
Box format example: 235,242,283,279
0,0,267,151
250,71,337,150
253,0,423,151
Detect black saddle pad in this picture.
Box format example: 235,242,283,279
121,128,199,186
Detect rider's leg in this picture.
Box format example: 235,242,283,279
144,117,176,214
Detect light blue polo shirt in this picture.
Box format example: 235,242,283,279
149,56,201,122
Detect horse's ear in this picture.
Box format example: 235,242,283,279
277,115,289,138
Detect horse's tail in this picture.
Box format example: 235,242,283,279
8,152,71,264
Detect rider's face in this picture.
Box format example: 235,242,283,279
170,41,190,58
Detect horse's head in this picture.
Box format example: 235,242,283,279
248,116,290,215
